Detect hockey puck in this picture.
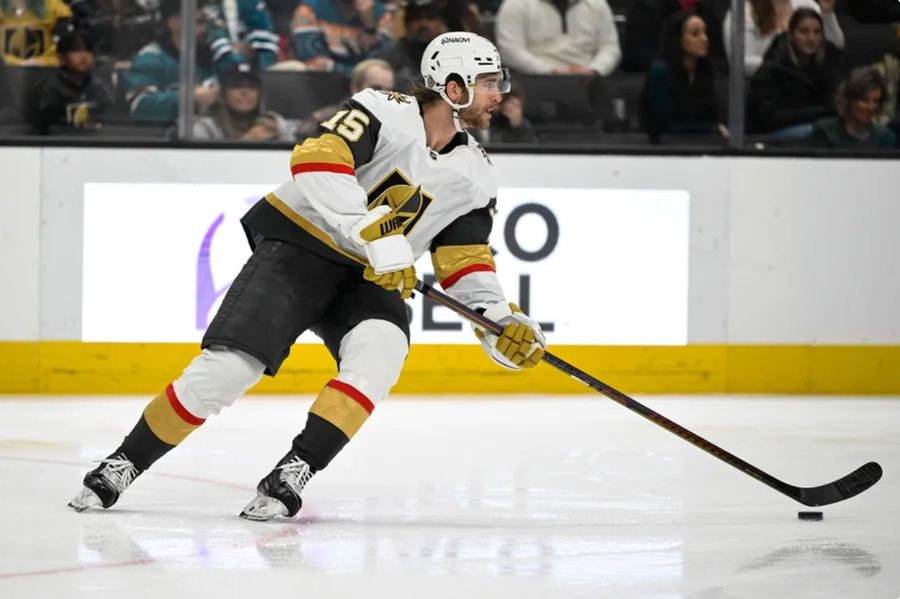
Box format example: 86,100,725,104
798,511,823,521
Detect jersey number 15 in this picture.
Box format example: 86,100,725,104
320,109,370,142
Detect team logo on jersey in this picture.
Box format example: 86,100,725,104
4,26,46,59
379,90,411,104
366,169,433,235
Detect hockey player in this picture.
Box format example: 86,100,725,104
68,31,547,521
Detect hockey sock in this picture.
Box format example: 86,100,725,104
117,384,205,471
291,379,374,471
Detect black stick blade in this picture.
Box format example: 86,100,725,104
796,462,883,507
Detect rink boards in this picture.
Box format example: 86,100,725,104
2,341,900,394
1,148,899,393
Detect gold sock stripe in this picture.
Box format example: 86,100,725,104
142,384,205,446
308,381,372,439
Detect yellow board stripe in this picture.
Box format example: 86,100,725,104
309,384,371,439
265,192,366,265
431,244,496,285
142,386,203,445
289,133,354,170
2,342,900,394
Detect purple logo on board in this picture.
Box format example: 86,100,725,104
195,195,260,330
196,212,230,330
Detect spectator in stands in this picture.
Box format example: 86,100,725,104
488,83,537,143
123,0,224,124
723,0,843,75
640,12,724,143
873,25,900,127
295,57,394,137
623,0,727,72
378,0,449,90
810,66,896,149
0,0,73,65
289,0,394,73
204,0,281,70
192,62,297,140
441,0,484,35
747,7,843,138
495,0,621,77
25,31,114,134
393,0,483,37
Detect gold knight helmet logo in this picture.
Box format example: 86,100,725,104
366,169,433,235
5,26,46,59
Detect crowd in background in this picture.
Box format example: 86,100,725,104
0,0,898,149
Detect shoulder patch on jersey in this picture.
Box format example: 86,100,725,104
352,88,424,141
378,90,412,104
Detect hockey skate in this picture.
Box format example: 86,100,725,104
240,451,314,521
68,453,143,512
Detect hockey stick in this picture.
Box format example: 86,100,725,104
415,279,883,507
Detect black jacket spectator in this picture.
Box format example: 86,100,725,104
25,32,114,134
623,0,726,72
747,15,843,133
377,1,449,91
640,12,721,142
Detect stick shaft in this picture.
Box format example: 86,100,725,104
416,280,794,500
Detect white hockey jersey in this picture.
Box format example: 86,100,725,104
242,88,507,309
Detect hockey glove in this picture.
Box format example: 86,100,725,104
350,204,416,299
363,264,417,299
475,303,546,370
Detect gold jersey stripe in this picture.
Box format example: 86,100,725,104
431,244,497,284
143,388,203,446
309,385,371,439
265,193,367,265
289,133,354,170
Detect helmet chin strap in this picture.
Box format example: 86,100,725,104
451,108,464,133
440,88,471,133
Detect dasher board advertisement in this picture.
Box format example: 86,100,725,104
82,183,689,345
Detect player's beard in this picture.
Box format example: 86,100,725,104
458,103,491,130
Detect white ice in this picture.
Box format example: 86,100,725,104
0,395,897,598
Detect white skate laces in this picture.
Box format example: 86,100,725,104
240,455,314,521
278,455,313,493
96,457,141,491
68,455,140,512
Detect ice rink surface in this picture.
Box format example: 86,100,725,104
0,395,897,599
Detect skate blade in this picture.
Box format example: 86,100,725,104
68,487,103,512
239,494,290,521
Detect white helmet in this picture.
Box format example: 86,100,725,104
420,32,511,128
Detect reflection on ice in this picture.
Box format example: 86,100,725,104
742,539,881,577
0,396,896,599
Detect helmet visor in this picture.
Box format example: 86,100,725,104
470,68,512,95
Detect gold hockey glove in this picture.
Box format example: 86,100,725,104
363,264,417,300
349,203,416,299
475,303,547,370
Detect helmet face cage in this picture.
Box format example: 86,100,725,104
421,33,511,110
